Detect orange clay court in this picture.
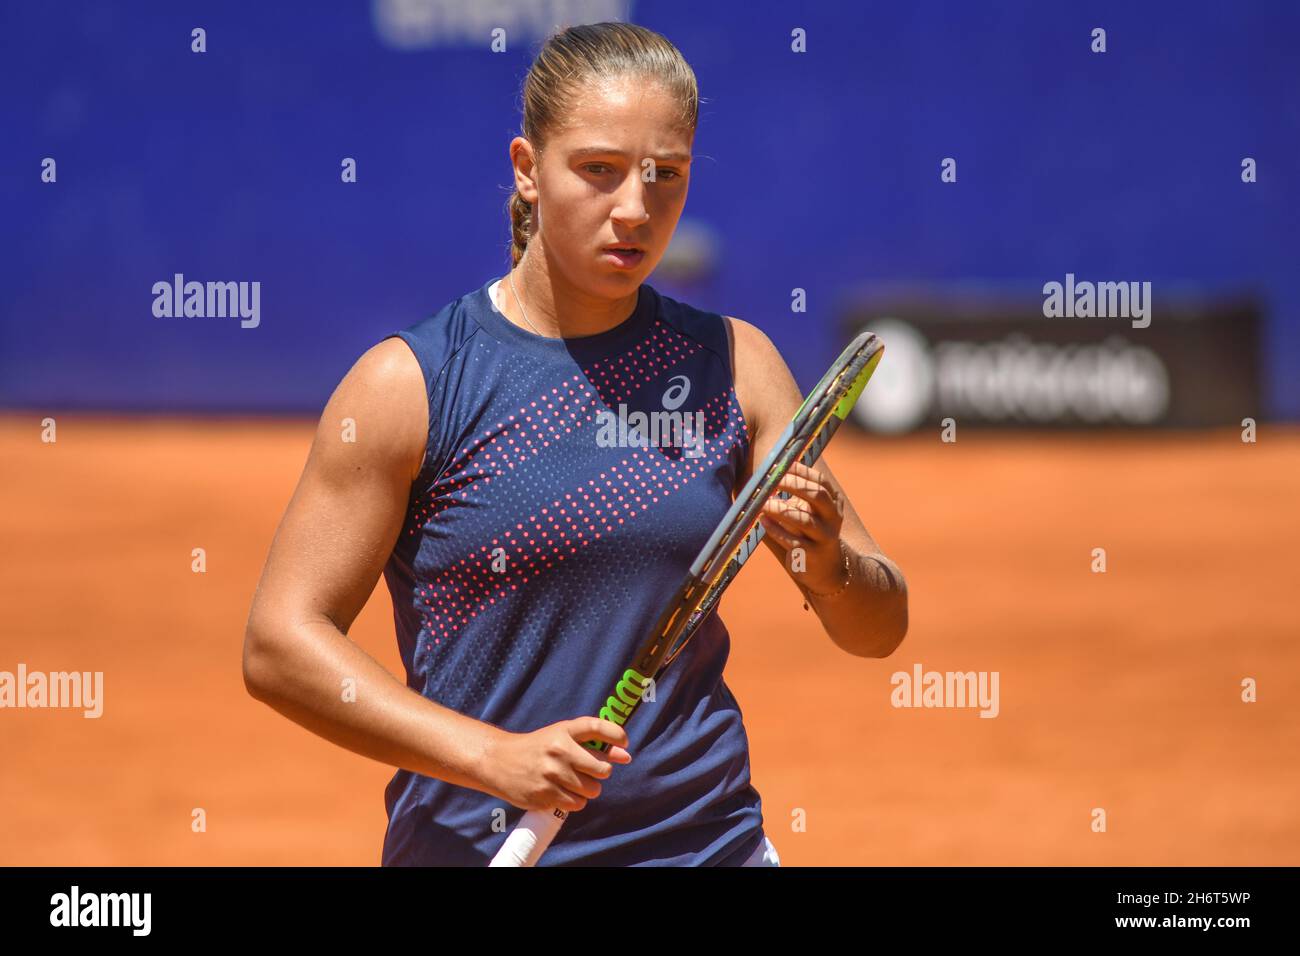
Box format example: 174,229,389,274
1,415,1297,865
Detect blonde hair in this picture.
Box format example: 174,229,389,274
506,22,700,267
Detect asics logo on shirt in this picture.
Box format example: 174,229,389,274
662,375,691,411
594,374,706,458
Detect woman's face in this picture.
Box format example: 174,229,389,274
516,75,693,296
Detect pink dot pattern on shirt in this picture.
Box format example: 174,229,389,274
404,318,749,670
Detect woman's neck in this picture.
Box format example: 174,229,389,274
500,251,640,339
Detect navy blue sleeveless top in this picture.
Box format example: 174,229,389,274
379,276,766,866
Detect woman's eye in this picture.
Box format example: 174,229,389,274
583,163,681,180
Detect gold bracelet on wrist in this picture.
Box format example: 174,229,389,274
800,540,852,611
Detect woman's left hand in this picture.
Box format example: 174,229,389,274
756,460,847,594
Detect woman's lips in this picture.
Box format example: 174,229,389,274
602,247,645,269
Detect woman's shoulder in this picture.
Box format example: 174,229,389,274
718,313,778,365
318,337,429,485
650,287,751,374
716,313,795,453
658,292,785,388
386,282,490,382
322,283,491,482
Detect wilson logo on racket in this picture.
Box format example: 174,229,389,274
583,667,652,751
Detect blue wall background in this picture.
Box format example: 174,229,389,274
2,1,1296,416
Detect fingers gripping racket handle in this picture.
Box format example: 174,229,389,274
490,807,568,867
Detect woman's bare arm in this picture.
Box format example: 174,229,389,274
241,338,629,811
241,338,499,789
725,316,909,658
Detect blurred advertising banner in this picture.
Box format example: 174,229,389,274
841,284,1261,434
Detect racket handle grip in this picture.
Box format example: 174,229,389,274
489,807,568,867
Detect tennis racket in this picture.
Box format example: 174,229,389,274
489,330,884,867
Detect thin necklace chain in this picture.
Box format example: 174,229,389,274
507,270,547,337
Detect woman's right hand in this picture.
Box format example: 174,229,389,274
482,717,632,813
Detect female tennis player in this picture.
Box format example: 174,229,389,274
242,22,907,867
